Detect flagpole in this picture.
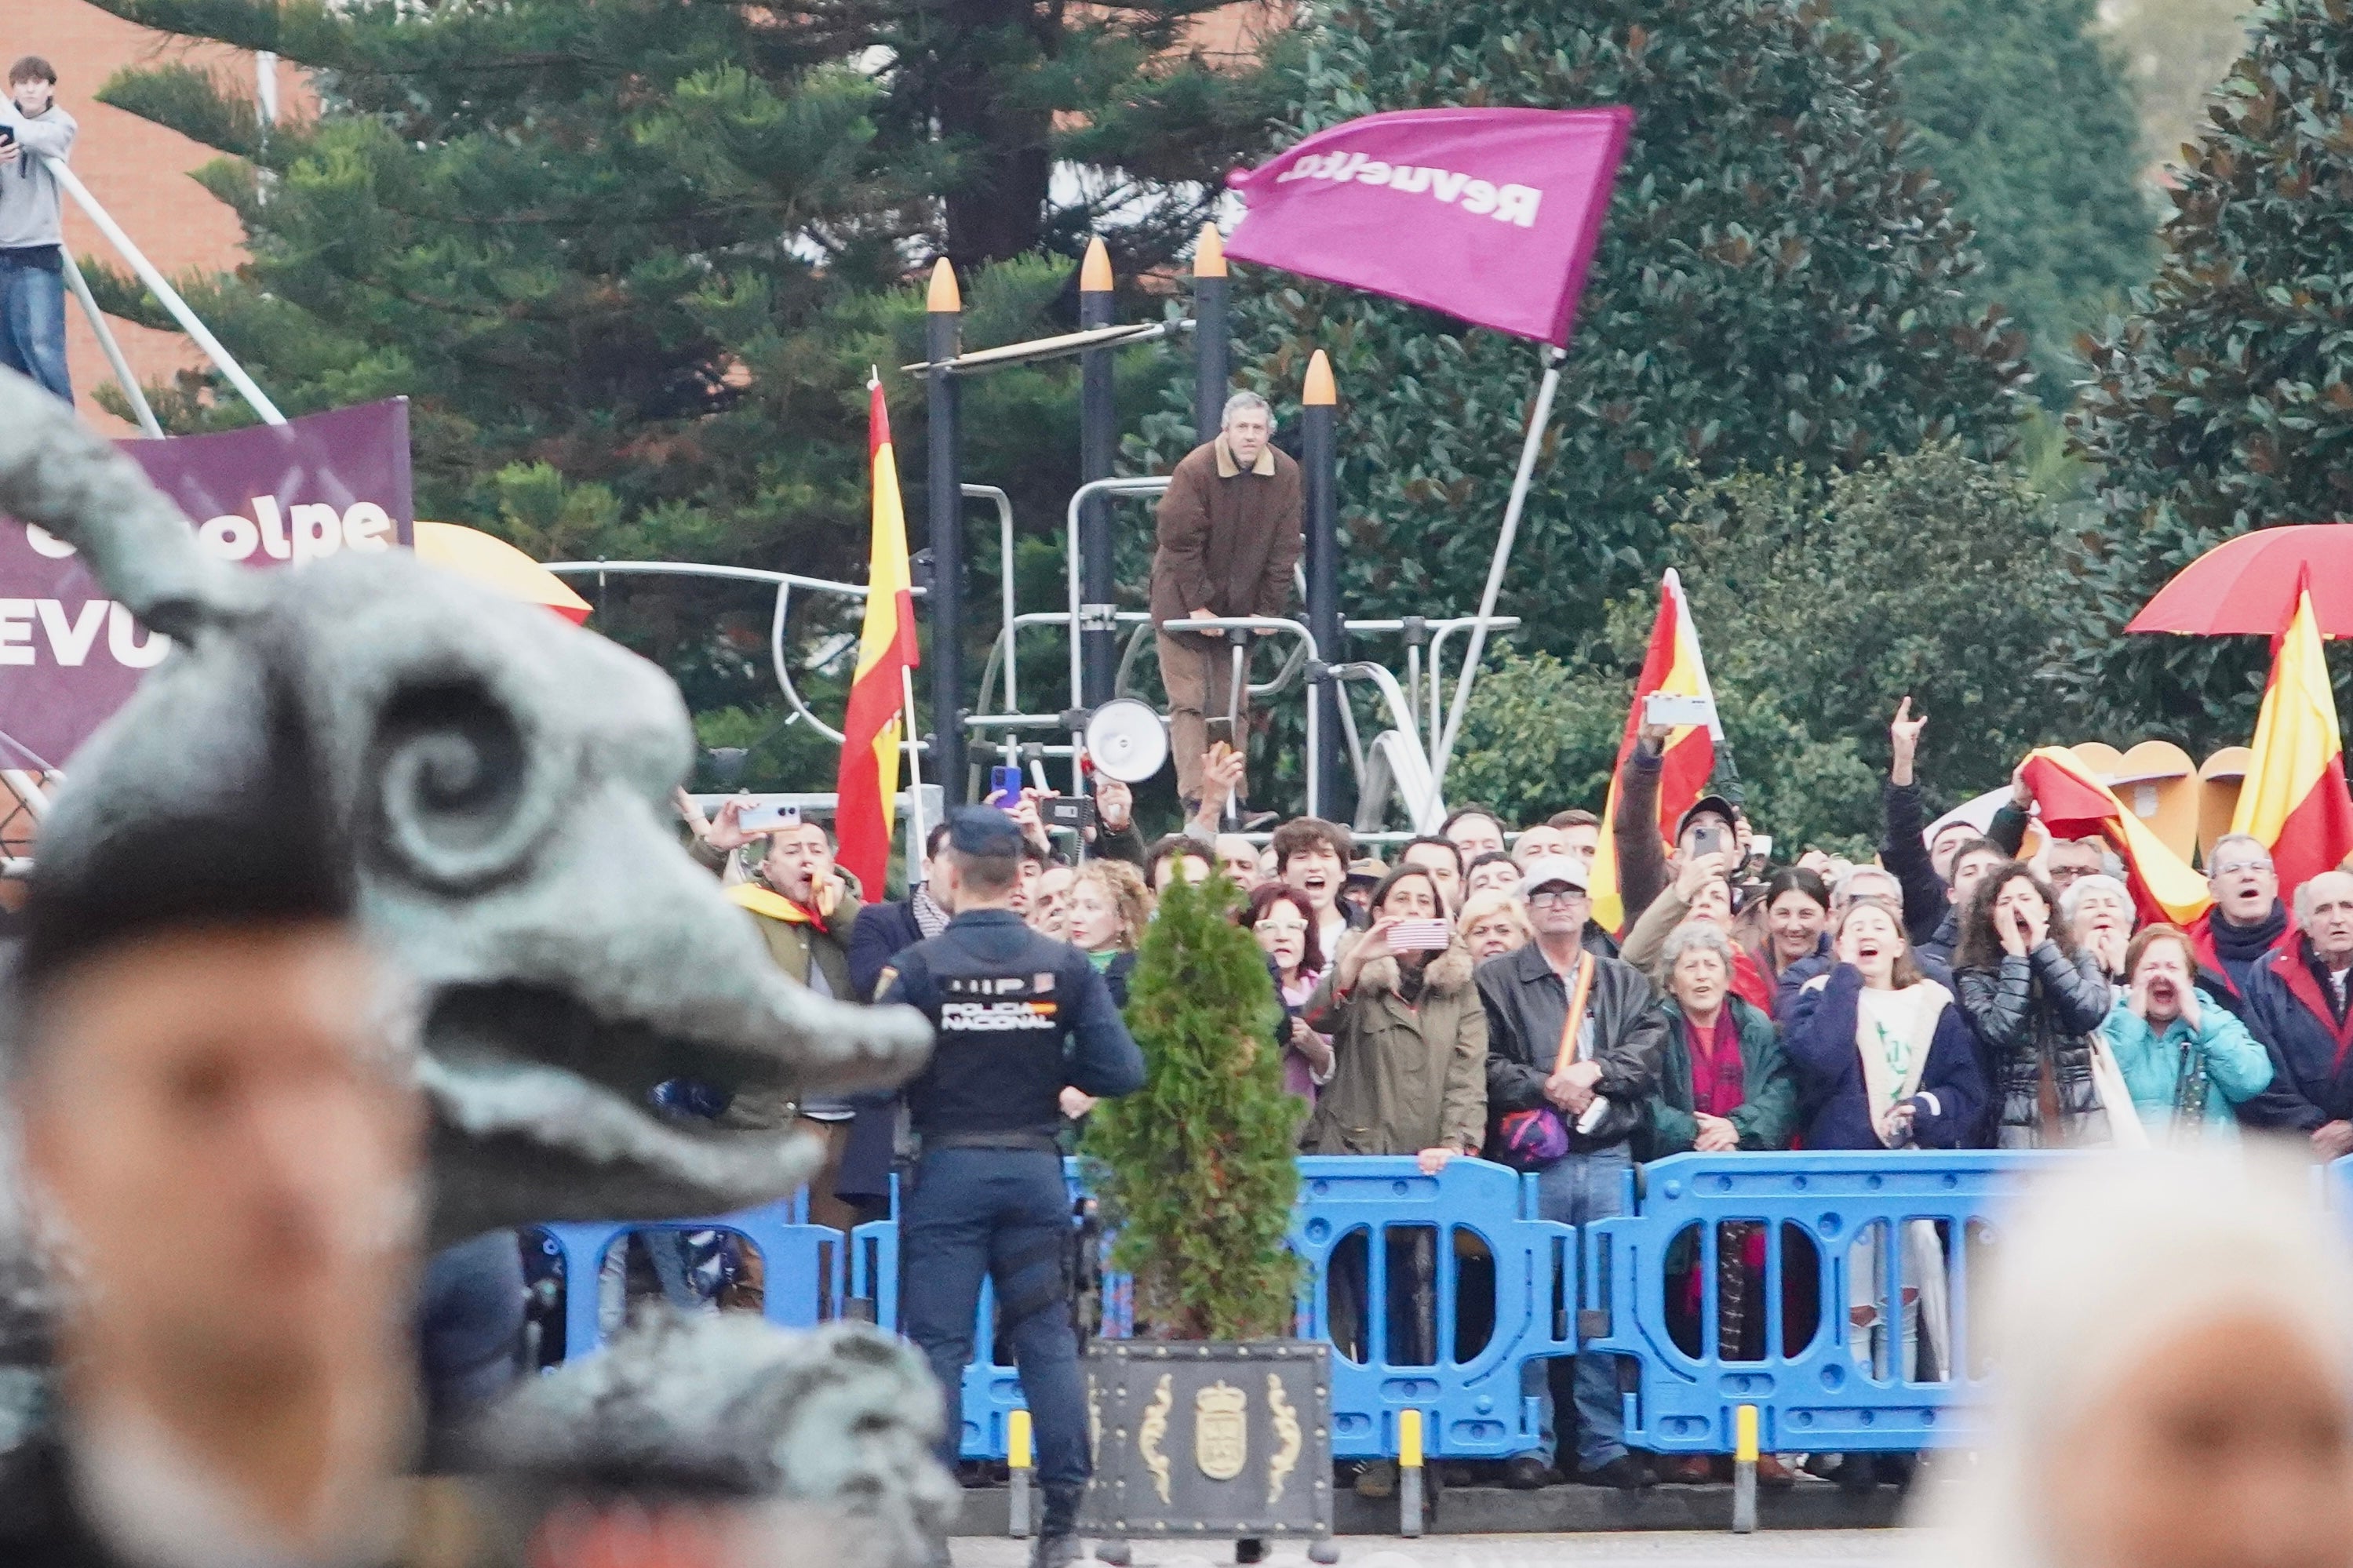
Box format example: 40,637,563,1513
1430,344,1568,800
900,666,929,890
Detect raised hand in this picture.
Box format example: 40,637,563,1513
1092,773,1134,833
704,795,763,853
1889,697,1927,786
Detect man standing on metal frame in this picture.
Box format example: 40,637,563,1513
0,56,75,405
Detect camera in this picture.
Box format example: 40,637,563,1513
1042,796,1096,831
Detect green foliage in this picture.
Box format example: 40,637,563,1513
1449,446,2079,850
82,0,1251,737
1833,0,2156,402
2063,0,2353,747
1134,0,2031,660
1086,876,1301,1341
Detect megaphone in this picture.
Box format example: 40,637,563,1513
1084,698,1170,785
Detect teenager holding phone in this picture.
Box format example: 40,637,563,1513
0,56,75,405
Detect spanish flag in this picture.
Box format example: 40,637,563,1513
832,381,921,900
1590,570,1719,936
2017,748,2213,926
2231,573,2353,898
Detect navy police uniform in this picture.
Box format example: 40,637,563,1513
879,809,1145,1530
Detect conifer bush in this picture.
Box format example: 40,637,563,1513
1084,875,1302,1341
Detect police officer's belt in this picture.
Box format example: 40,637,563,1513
925,1130,1062,1153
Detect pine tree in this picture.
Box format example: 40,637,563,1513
1132,0,2031,660
2063,0,2353,745
1833,0,2155,403
77,0,1251,757
1085,875,1301,1341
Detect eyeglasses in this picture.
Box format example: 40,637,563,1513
1528,887,1587,907
2214,860,2273,878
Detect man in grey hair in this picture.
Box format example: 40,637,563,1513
1149,388,1302,817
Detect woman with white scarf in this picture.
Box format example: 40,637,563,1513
1913,1148,2353,1568
1783,895,1986,1491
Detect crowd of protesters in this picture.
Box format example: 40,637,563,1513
673,691,2353,1497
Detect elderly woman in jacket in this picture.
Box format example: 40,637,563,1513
1956,862,2118,1148
1785,896,1985,1489
1302,864,1488,1373
1645,922,1800,1484
1646,922,1798,1158
2101,924,2274,1144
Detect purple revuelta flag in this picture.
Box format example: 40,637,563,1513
1224,106,1634,347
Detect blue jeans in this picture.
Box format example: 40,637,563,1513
0,250,71,406
901,1147,1088,1492
1527,1142,1632,1471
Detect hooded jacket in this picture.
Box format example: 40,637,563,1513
2236,939,2353,1135
1477,940,1665,1151
1299,931,1488,1156
1641,995,1798,1157
2184,900,2295,1011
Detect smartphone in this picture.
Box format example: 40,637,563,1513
1389,919,1452,951
1692,823,1727,860
1747,833,1774,869
988,765,1022,806
1042,795,1096,831
736,801,800,833
1644,692,1715,729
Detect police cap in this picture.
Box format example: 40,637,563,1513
947,805,1024,859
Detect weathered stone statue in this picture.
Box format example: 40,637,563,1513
0,366,949,1559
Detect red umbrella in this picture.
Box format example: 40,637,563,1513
2127,524,2353,637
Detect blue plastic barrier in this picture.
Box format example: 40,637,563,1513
1291,1155,1573,1460
1585,1151,2059,1456
540,1192,847,1359
559,1148,2353,1462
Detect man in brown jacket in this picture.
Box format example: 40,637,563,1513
1149,390,1303,809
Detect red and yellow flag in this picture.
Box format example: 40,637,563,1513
1590,570,1718,936
2017,748,2212,926
832,383,922,900
2231,575,2353,898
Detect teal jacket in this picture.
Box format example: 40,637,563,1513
2100,991,2274,1143
1642,995,1798,1157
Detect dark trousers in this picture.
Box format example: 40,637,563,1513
901,1148,1088,1491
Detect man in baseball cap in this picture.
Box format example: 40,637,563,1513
1477,849,1663,1490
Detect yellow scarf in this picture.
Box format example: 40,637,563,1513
725,882,818,926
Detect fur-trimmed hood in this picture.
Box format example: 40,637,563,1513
1332,927,1476,1001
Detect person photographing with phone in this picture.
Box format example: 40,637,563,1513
1612,696,1750,938
675,791,869,1228
1298,862,1486,1492
0,56,75,405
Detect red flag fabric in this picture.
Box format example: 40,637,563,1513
1590,571,1717,934
2017,749,2212,927
2228,578,2353,898
833,384,921,899
1223,107,1633,347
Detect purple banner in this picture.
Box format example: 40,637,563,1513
1226,107,1634,347
0,399,413,767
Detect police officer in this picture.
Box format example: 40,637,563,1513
880,807,1146,1568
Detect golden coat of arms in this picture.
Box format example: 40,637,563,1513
1193,1380,1249,1482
